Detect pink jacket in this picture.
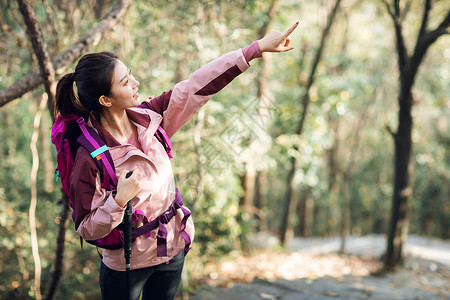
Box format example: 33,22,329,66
70,42,261,271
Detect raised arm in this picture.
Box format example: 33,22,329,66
143,22,299,138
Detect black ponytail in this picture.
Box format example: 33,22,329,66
55,51,118,119
55,72,87,118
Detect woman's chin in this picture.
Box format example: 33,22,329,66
133,96,141,105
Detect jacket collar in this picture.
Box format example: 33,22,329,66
88,108,153,148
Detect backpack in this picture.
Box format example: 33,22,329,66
51,109,191,256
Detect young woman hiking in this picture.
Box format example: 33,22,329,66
54,22,298,300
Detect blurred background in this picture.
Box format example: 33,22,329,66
0,0,448,299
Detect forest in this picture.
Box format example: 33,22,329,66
0,0,448,299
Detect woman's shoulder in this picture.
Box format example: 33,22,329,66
128,105,163,127
136,92,173,116
73,146,97,171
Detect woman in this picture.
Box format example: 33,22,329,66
55,22,298,300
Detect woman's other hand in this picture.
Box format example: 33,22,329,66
258,22,299,53
115,170,140,208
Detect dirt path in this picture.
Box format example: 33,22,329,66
285,234,450,267
189,235,450,299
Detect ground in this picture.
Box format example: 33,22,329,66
188,234,450,300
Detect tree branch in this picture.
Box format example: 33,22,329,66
394,0,400,18
412,11,449,66
0,0,133,107
406,9,450,95
382,0,395,20
417,0,431,41
383,0,408,72
386,124,396,139
400,0,413,21
17,0,57,121
29,93,48,300
428,8,450,40
393,2,408,72
257,0,279,38
296,0,342,135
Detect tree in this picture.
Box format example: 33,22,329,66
239,0,279,234
279,0,342,246
2,0,133,298
17,0,58,297
382,0,449,270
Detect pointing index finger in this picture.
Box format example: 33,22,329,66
284,22,299,38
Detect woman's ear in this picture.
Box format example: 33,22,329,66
99,95,113,108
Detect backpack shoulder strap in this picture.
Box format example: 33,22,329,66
155,125,173,159
75,118,118,190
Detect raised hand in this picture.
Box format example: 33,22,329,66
257,22,299,53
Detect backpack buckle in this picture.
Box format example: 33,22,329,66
90,145,108,160
75,117,85,125
159,211,171,224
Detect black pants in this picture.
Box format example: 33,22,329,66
99,251,185,300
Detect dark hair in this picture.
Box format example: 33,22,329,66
55,51,118,118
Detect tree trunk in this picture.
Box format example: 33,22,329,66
191,107,205,215
17,0,56,297
254,170,268,231
256,0,278,120
14,1,135,297
239,173,246,207
241,163,256,208
252,0,278,233
383,0,449,270
339,174,350,254
296,187,312,237
386,82,414,268
45,192,70,300
239,0,278,231
279,0,342,246
280,156,296,245
327,116,340,236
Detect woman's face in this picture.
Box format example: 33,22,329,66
108,59,140,109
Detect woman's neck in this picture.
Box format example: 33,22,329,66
100,109,134,143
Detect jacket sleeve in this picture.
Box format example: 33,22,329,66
144,41,262,138
70,147,125,241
